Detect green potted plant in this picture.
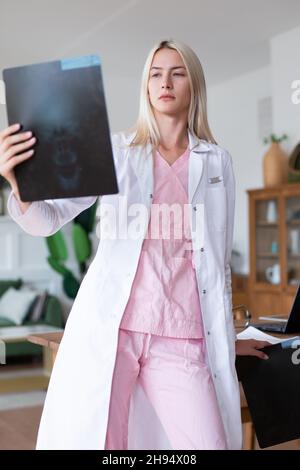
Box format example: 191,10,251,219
263,133,288,144
45,199,98,299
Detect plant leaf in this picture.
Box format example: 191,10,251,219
46,231,68,261
74,200,98,233
47,256,69,275
63,272,80,299
72,223,91,263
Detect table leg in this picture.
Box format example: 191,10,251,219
0,347,53,394
42,346,55,376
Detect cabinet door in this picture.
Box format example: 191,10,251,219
249,291,282,318
252,197,280,285
284,195,300,287
281,292,297,315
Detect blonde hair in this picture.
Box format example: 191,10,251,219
126,38,217,147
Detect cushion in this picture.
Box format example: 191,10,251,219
0,317,16,327
26,290,48,322
0,287,38,325
0,279,23,298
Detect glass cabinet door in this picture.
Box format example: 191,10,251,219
255,198,280,284
285,196,300,286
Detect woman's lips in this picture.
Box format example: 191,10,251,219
159,96,175,100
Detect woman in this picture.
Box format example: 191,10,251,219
0,39,269,450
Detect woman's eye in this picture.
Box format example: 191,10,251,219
151,73,185,78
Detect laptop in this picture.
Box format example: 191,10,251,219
252,283,300,334
2,54,119,201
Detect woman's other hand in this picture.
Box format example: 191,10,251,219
235,339,272,360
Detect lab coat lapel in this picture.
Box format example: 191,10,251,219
127,136,154,205
127,130,210,205
188,130,210,203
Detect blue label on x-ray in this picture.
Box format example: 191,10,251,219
61,55,100,70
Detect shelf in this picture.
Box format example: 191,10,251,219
287,283,300,292
256,221,278,227
252,282,281,292
287,220,300,225
256,253,279,258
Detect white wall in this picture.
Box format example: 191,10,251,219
271,25,300,150
104,76,140,133
208,66,271,273
207,24,300,274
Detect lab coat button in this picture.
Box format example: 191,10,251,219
214,373,217,379
150,193,153,199
200,247,204,252
207,330,210,335
202,289,206,294
193,206,197,211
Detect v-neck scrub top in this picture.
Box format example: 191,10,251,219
120,147,204,338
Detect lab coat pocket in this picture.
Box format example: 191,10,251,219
205,186,227,232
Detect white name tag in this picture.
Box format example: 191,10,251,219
208,176,222,184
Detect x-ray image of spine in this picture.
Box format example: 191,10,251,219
37,87,83,192
52,126,81,191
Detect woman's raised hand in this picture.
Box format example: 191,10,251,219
0,123,36,206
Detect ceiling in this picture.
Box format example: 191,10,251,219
0,0,300,85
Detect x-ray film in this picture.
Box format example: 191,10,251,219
3,54,119,201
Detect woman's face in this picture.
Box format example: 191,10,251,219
148,48,191,117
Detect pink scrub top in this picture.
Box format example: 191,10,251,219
119,146,204,338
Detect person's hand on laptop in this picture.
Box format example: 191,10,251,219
0,123,36,212
235,339,272,360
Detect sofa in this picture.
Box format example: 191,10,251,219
0,279,64,359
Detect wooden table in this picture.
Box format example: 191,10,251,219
28,331,62,368
0,325,63,394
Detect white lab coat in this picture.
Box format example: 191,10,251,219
7,129,242,450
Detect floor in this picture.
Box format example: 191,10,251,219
0,405,42,450
1,361,300,450
0,358,46,449
0,404,300,450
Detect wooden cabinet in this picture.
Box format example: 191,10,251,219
232,273,249,307
248,184,300,318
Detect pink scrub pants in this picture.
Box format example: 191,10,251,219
104,329,227,450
